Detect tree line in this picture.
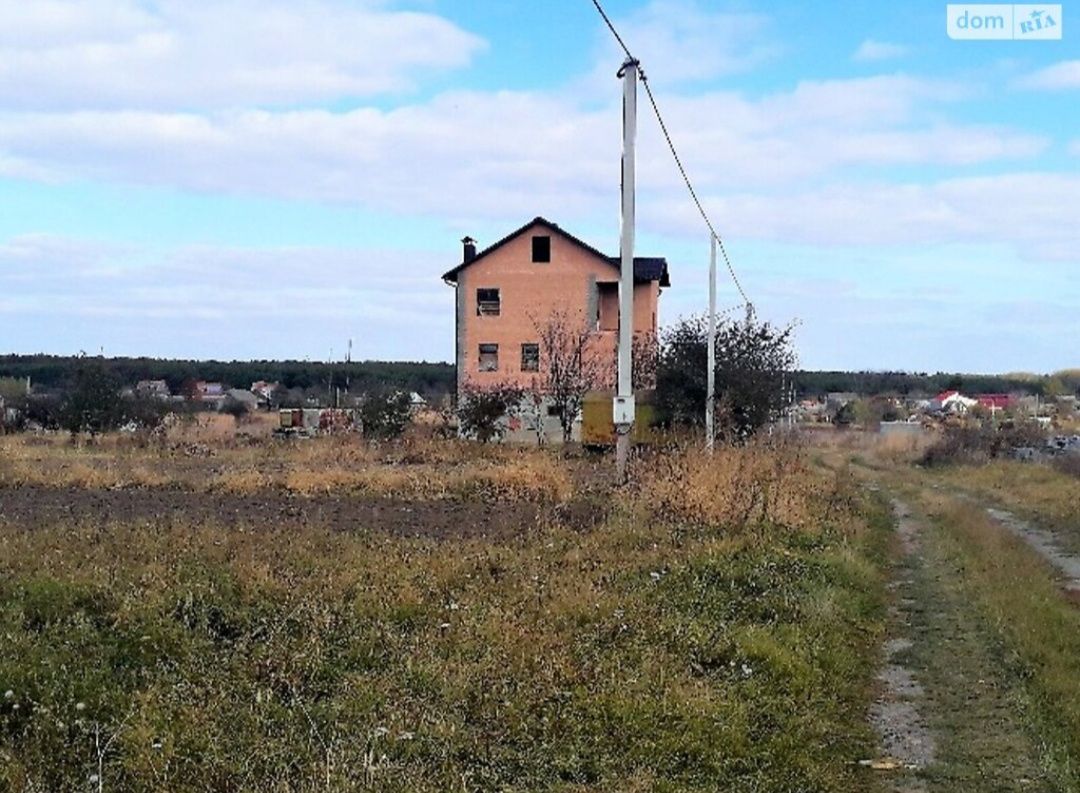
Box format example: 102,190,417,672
793,370,1076,398
0,355,455,398
4,355,1065,405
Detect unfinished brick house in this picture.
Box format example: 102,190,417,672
442,217,670,438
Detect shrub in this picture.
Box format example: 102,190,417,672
921,420,1048,466
220,396,251,423
359,390,412,440
60,361,123,435
656,313,796,441
456,383,523,443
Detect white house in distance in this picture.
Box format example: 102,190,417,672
931,390,978,414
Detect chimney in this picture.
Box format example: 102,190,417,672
462,236,477,264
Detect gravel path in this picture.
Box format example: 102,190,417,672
865,499,935,792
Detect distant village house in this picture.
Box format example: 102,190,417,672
135,379,171,400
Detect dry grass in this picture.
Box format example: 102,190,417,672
930,460,1080,553
0,435,891,793
640,439,855,535
805,425,937,467
0,432,574,503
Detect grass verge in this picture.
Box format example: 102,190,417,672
926,461,1080,556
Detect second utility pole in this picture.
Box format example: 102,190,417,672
706,234,716,452
615,57,639,484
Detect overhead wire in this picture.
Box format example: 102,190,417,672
589,0,754,312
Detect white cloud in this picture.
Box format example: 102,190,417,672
0,235,454,359
0,0,485,110
852,39,908,62
599,0,778,86
0,73,1046,224
1013,60,1080,91
651,172,1080,262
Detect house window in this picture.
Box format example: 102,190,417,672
478,343,499,372
521,343,539,372
532,235,551,263
476,288,500,316
597,283,619,331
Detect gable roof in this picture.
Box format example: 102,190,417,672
441,216,670,287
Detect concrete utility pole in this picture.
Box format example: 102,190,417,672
706,234,716,453
615,57,639,483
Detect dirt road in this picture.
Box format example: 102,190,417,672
864,473,1076,792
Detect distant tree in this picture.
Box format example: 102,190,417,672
220,396,251,423
268,384,291,409
18,394,62,430
118,395,171,429
180,378,201,401
851,398,883,428
0,377,28,403
457,382,524,443
60,360,123,436
359,390,412,440
656,313,797,441
532,308,609,444
1054,369,1080,396
1044,376,1067,398
275,387,306,409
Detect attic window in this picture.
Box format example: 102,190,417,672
532,235,551,263
478,344,499,372
476,288,500,316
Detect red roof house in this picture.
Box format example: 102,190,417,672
975,394,1014,410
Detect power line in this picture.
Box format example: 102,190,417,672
589,0,753,311
641,80,752,309
590,0,633,59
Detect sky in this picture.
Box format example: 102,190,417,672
0,0,1077,373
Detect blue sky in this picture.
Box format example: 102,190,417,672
0,0,1077,372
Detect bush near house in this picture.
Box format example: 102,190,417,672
456,382,524,443
656,313,796,440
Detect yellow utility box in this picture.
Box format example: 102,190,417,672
581,390,657,447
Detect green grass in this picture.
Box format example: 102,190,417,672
0,452,892,792
880,502,1059,791
917,496,1080,790
928,461,1080,556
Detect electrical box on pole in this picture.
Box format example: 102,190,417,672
615,57,639,482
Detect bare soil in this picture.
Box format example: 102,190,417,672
0,485,607,540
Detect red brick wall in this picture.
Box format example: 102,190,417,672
456,224,661,391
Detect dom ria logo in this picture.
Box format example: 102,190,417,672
947,4,1062,39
